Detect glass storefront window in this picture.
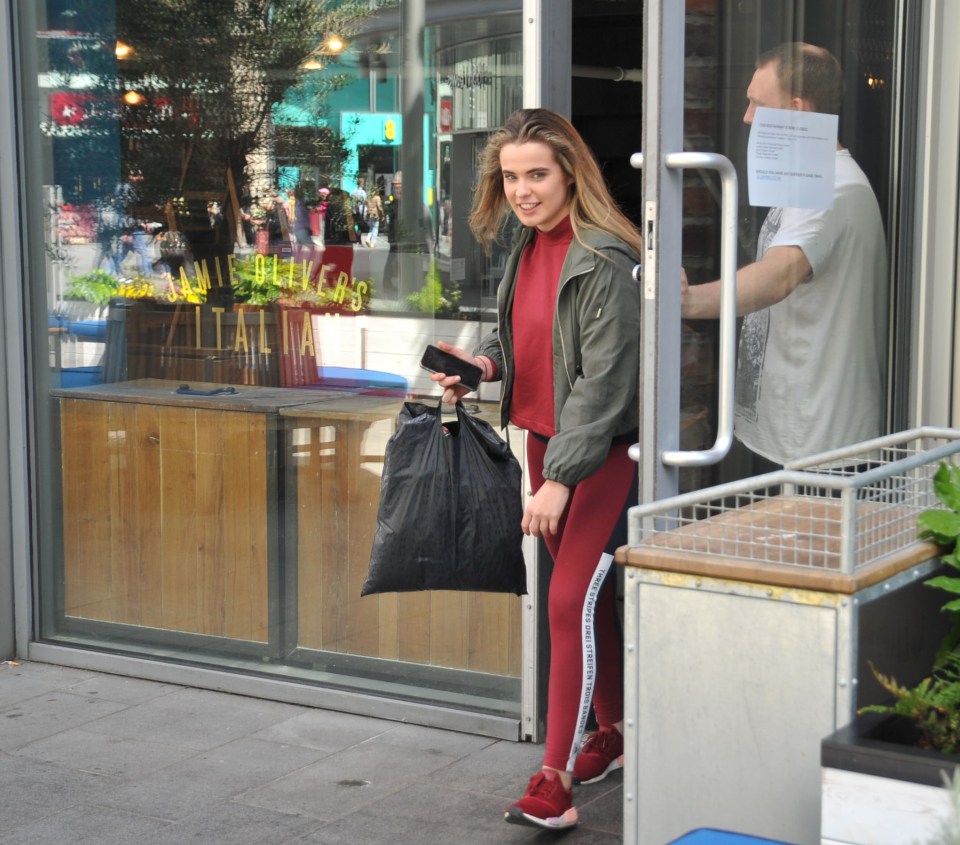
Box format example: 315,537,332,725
29,0,525,722
435,35,521,315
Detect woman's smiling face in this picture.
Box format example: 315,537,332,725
500,141,573,233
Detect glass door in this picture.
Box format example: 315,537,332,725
629,1,908,841
638,0,904,507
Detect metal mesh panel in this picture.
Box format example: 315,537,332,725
629,428,960,574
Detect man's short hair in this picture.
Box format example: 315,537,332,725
758,42,844,115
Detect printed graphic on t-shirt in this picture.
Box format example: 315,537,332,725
754,207,782,262
736,311,767,422
735,208,782,421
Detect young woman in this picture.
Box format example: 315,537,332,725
430,108,642,830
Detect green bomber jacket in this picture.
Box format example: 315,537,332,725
476,224,641,487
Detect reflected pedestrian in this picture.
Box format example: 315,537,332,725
285,186,312,258
94,191,121,274
115,167,152,276
363,184,383,248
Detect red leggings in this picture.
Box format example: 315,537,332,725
527,434,636,772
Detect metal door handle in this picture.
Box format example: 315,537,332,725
662,152,737,466
631,151,738,468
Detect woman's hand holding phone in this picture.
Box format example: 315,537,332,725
424,341,481,404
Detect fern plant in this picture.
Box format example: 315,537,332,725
862,653,960,754
859,461,960,754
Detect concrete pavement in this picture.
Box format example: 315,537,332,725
0,660,623,844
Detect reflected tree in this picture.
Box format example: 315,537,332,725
113,0,385,252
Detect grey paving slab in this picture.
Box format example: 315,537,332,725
576,775,626,836
238,736,465,822
297,780,623,845
0,690,131,751
92,736,328,822
422,733,545,799
64,673,184,706
139,801,325,845
364,721,500,759
526,826,623,844
12,726,197,777
0,753,120,831
250,707,398,753
294,781,542,845
0,662,99,707
1,804,172,845
81,687,309,751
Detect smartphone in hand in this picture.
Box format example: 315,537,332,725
420,344,483,391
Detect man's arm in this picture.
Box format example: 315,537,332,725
681,244,812,319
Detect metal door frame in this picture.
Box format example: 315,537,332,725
637,1,685,508
520,0,572,742
636,3,737,504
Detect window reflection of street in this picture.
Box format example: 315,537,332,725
36,0,530,719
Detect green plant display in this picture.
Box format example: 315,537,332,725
921,462,960,611
230,255,371,312
860,461,960,753
63,270,124,306
405,259,461,315
65,270,205,305
229,256,307,305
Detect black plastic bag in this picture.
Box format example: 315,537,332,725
362,400,527,596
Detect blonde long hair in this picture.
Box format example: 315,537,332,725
469,108,643,257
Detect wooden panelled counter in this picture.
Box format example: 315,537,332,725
52,380,338,646
52,382,522,678
282,397,522,677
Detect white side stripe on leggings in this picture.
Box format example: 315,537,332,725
565,551,614,772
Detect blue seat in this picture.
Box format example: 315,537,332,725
315,366,407,396
668,830,797,845
66,319,109,341
59,366,103,388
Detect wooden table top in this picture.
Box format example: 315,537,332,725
279,397,502,424
51,378,354,413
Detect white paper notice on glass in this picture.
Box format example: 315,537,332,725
747,106,838,210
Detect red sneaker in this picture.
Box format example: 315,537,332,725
572,726,624,784
504,770,579,829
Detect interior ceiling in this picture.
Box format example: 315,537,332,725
358,1,521,51
358,1,644,52
573,0,641,18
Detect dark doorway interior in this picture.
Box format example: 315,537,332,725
571,1,644,228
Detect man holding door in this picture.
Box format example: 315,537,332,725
681,43,888,469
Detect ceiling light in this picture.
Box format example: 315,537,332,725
324,35,345,54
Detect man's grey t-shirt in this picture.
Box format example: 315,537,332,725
735,149,888,465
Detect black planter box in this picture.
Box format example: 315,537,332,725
822,711,960,787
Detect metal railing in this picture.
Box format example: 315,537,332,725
628,427,960,574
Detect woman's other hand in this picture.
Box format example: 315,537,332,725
522,480,570,537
